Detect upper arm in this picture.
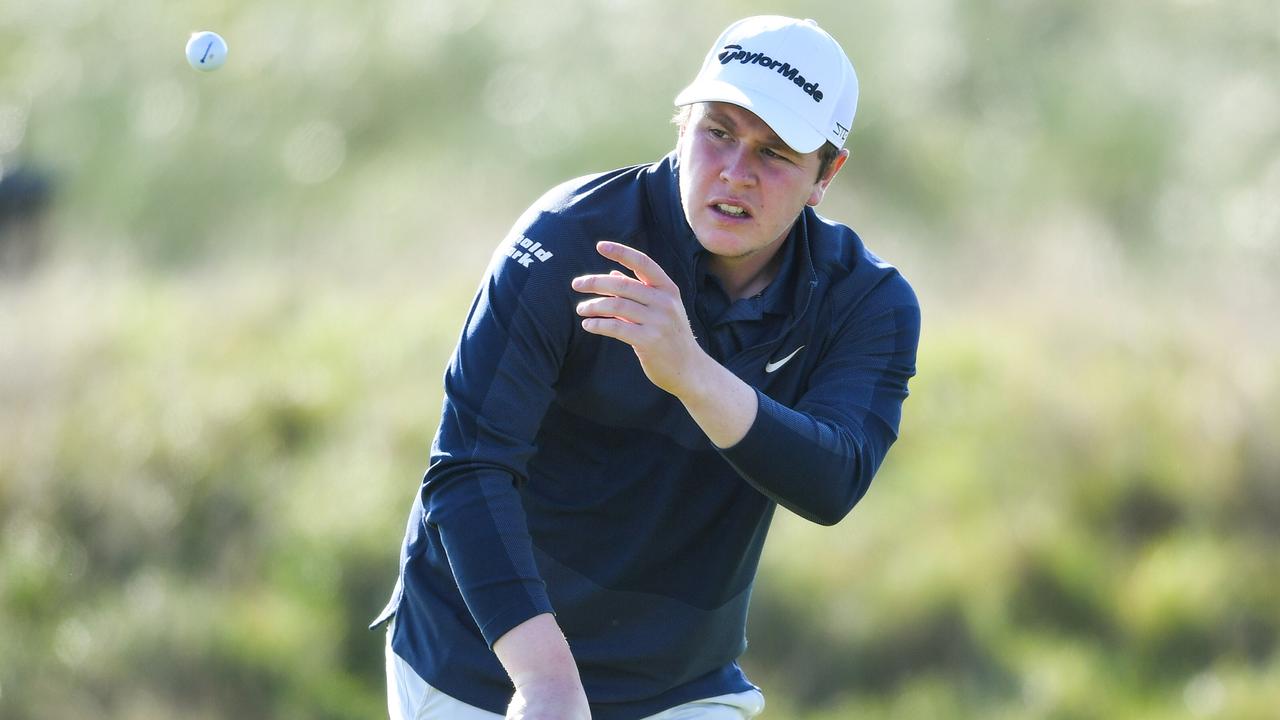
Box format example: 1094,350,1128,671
798,277,921,439
431,211,588,483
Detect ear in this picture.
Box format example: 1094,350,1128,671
806,148,850,207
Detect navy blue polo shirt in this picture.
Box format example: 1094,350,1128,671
373,152,920,720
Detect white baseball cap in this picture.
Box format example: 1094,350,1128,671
674,16,858,153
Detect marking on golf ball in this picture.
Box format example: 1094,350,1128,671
186,31,227,72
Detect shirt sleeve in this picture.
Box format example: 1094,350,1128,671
419,209,582,647
718,272,921,526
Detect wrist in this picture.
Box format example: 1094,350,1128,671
670,347,722,405
677,357,759,449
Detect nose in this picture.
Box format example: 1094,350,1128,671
719,146,756,189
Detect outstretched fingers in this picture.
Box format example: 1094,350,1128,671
594,241,674,289
578,315,648,345
571,241,691,353
575,295,642,323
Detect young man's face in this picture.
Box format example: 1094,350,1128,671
676,102,846,265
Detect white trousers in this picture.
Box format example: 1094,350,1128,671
386,625,765,719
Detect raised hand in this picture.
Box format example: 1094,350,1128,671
572,240,759,448
571,241,709,398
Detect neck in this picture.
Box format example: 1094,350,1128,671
707,242,787,301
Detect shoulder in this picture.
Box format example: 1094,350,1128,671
514,163,653,246
490,163,654,276
535,163,654,220
804,209,919,315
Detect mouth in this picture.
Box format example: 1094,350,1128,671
711,202,751,219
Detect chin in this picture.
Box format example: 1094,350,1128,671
692,223,733,248
693,219,749,250
695,232,754,259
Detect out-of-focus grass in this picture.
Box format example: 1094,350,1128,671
0,255,478,719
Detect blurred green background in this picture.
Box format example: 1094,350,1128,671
2,0,1278,718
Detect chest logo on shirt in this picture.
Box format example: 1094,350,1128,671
503,235,554,268
765,345,805,373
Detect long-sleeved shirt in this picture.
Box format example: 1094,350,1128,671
372,152,920,720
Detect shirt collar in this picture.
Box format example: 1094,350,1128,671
643,152,703,272
697,223,800,318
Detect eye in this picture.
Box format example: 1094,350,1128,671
708,127,729,140
762,147,791,163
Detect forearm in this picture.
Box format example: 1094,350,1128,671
675,355,880,525
493,613,590,718
430,473,591,718
427,469,554,645
702,303,919,525
719,389,893,525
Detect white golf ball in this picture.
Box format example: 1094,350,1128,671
186,31,228,72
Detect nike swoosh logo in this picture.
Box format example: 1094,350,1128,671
765,345,805,373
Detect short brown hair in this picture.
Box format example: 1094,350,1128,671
672,105,841,182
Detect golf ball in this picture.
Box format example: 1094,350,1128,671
186,31,228,72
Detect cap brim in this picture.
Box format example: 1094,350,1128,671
675,79,827,154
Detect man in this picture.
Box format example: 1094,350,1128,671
373,15,920,720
